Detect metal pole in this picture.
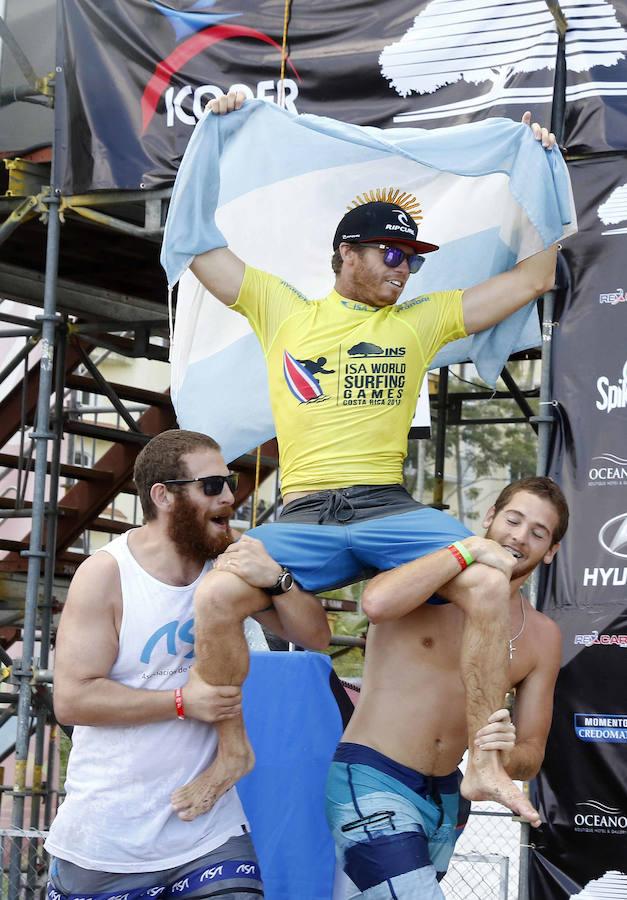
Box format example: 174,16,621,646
433,367,449,509
0,2,7,74
416,438,425,502
15,351,31,508
0,329,39,339
43,724,59,828
520,8,568,899
25,324,67,894
0,337,38,386
519,272,557,900
8,193,62,900
499,367,539,434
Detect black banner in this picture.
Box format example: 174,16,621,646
55,0,627,193
531,155,627,897
55,0,422,192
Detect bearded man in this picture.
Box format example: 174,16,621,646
46,429,329,900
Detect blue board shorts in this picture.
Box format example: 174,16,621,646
326,743,470,899
247,484,471,593
47,833,263,900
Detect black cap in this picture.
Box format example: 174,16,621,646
333,201,439,254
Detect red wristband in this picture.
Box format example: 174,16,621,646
174,687,185,720
446,543,468,571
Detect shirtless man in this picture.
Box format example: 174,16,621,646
163,90,560,825
325,476,567,898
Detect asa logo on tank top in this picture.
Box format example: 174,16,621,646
140,616,195,669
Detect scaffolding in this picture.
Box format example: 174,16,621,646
0,3,570,897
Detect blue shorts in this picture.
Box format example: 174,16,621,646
47,834,263,900
325,743,470,899
247,485,471,593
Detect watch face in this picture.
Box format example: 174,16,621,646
280,571,294,592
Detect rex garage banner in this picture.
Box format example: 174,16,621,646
55,0,627,193
530,155,627,897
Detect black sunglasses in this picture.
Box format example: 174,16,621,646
363,243,426,275
162,472,239,496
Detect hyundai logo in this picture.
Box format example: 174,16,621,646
599,512,627,559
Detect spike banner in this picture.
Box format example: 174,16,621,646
530,154,627,897
55,0,627,193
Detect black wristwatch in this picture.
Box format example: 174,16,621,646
265,566,294,596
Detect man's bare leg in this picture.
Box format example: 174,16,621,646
171,570,267,821
440,564,541,826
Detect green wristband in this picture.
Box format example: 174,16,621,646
452,541,475,567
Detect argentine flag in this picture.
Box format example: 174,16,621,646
161,100,576,464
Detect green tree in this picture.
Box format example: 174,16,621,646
404,362,538,523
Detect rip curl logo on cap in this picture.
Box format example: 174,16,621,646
386,208,415,235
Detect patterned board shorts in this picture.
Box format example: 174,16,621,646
326,743,470,899
47,833,263,900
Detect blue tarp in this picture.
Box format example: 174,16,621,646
240,652,343,900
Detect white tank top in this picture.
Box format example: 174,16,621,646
45,531,250,873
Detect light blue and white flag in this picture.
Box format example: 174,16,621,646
162,100,576,463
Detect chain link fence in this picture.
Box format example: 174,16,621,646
0,814,523,900
442,803,522,899
0,828,49,900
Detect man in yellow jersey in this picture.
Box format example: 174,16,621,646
168,91,558,829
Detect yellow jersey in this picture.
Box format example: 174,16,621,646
232,266,466,495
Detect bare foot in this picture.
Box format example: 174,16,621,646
171,742,255,821
461,763,541,828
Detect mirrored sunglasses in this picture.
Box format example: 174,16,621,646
162,472,239,496
365,243,426,275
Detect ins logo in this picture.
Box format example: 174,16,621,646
142,1,301,132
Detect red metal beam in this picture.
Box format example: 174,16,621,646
0,341,86,450
54,401,177,553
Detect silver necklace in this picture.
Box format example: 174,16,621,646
509,592,527,661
